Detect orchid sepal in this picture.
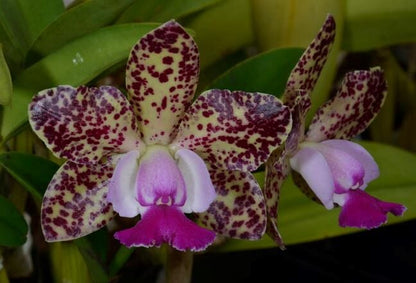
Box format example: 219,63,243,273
173,89,292,172
306,67,387,142
126,20,199,145
41,161,115,242
28,85,142,165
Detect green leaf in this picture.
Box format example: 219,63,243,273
208,47,304,95
1,23,159,138
13,0,64,44
84,228,110,263
117,0,220,23
109,246,134,277
0,194,28,247
0,152,59,203
0,44,12,105
75,238,109,283
50,242,93,283
215,141,416,252
30,0,136,58
0,0,64,70
343,0,416,51
184,0,254,68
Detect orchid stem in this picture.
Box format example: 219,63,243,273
165,247,193,283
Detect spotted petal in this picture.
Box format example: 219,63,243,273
306,67,387,142
41,161,115,242
196,170,266,240
264,148,290,247
283,15,336,108
29,85,141,164
126,20,199,144
172,89,292,171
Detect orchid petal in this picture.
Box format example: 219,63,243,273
136,146,186,208
173,89,291,171
314,143,366,193
107,150,141,217
264,148,290,246
126,20,199,144
338,189,406,229
306,67,387,142
29,85,141,164
290,147,335,209
283,15,336,107
175,148,216,213
196,170,266,240
41,161,115,242
321,140,379,184
114,206,215,252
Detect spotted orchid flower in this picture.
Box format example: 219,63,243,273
29,21,292,251
264,15,406,245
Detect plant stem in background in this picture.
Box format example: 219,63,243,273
165,247,193,283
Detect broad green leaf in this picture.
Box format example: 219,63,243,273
30,0,135,58
0,0,64,71
208,47,304,95
12,0,64,44
75,238,109,283
184,0,254,68
0,152,59,203
117,0,221,23
0,195,28,247
84,228,109,263
251,0,344,50
215,141,416,252
0,22,23,73
1,23,159,138
109,246,134,277
50,242,92,283
343,0,416,51
0,45,12,105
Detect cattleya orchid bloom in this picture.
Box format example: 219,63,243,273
29,21,292,251
264,15,406,245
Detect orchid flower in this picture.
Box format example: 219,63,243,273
29,21,292,251
264,15,406,245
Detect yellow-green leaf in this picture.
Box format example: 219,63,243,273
343,0,416,51
30,0,136,58
116,0,220,23
0,195,28,247
0,45,12,105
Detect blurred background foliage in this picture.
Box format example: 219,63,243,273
0,0,415,282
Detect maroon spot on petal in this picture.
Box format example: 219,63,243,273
162,56,174,65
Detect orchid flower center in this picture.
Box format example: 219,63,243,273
136,145,186,208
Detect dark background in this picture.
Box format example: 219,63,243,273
192,220,416,283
